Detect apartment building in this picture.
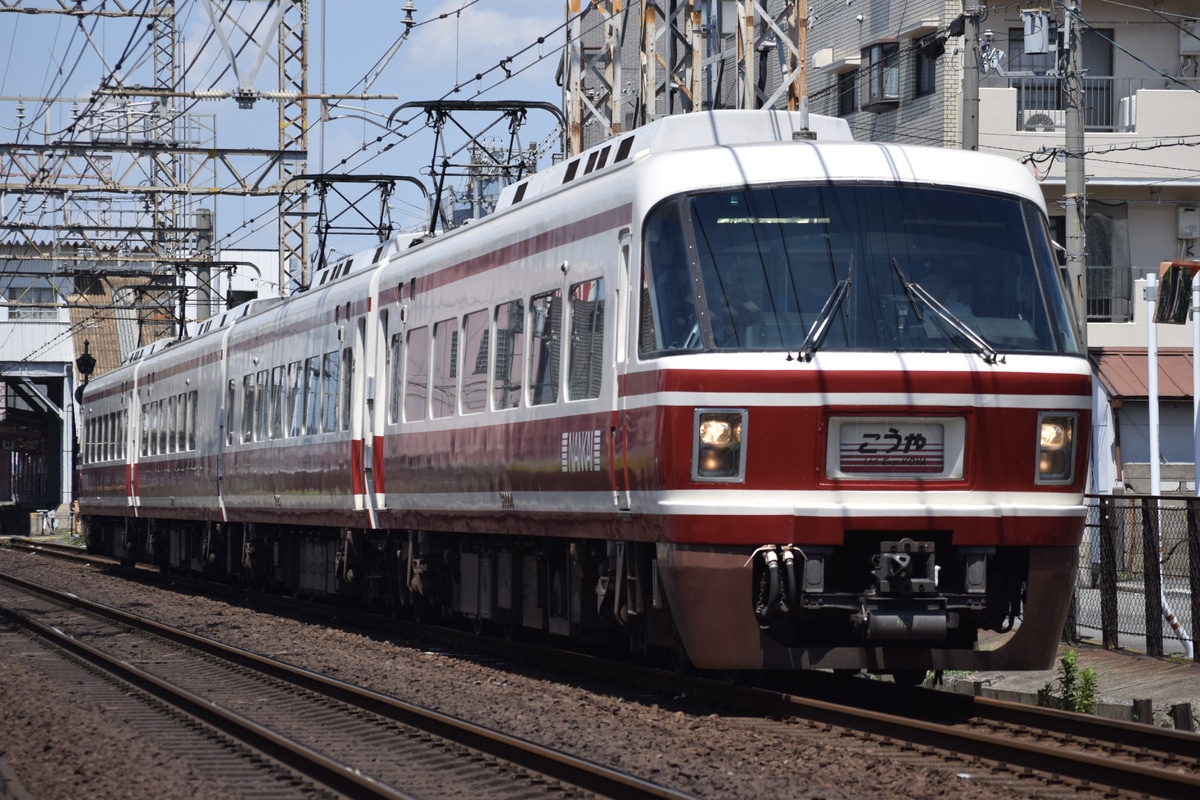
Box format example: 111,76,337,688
804,0,1200,492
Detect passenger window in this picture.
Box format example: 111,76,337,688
187,391,197,450
432,318,459,419
321,352,340,433
270,366,285,439
286,362,303,438
226,381,236,446
157,400,167,455
304,356,321,435
168,396,178,453
529,290,562,406
242,374,256,443
567,278,605,400
255,370,270,441
339,347,353,432
404,327,429,422
493,300,524,410
461,310,489,415
388,333,403,424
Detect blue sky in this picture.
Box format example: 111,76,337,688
1,1,570,252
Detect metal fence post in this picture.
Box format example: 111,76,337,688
1189,499,1200,665
1140,497,1164,657
1100,496,1120,649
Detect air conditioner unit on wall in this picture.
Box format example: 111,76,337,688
1117,96,1137,131
1181,19,1200,56
1022,109,1066,131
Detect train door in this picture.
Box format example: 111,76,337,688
354,312,381,528
214,322,237,523
611,229,633,512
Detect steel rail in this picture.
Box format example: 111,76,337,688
0,571,695,800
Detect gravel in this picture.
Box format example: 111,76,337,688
0,547,1022,799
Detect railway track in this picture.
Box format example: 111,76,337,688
6,538,1200,798
0,567,695,800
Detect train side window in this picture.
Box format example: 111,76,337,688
242,374,256,443
146,401,157,456
432,318,459,419
404,326,429,422
177,394,187,452
461,309,489,415
529,290,562,406
304,356,321,435
566,278,605,401
187,391,198,450
157,400,168,455
339,347,353,432
388,333,403,424
254,370,268,441
493,300,524,410
168,396,178,453
140,403,148,456
286,362,303,438
122,408,129,459
321,351,341,433
226,381,236,446
270,366,286,440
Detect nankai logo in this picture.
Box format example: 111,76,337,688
857,427,928,455
561,430,602,472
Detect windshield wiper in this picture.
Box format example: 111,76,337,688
794,255,853,362
891,258,1001,364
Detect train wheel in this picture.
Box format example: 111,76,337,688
889,670,930,687
501,623,517,641
669,643,691,674
721,670,754,687
471,617,485,636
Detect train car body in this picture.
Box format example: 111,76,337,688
79,110,1091,677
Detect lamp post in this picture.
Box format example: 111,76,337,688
74,340,96,404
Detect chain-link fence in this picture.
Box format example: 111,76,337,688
1066,495,1200,662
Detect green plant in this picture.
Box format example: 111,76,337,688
1037,650,1098,713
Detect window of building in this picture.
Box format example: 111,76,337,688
914,44,937,98
862,42,900,111
837,71,857,116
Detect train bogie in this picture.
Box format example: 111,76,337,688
79,110,1091,677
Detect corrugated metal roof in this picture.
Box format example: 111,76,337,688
1090,347,1195,400
0,320,74,369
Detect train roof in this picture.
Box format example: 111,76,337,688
496,110,852,213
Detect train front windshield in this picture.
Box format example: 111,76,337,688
640,183,1082,357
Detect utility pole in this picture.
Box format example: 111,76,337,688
961,8,981,150
1063,0,1088,343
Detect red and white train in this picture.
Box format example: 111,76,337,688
78,110,1091,680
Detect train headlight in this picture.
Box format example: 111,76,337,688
694,409,747,482
1036,413,1076,484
